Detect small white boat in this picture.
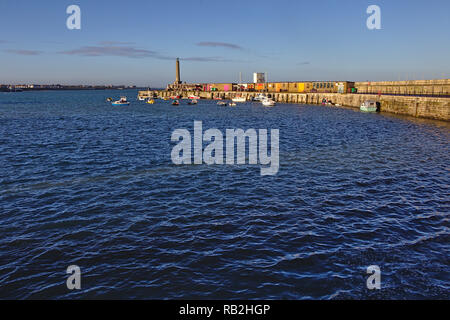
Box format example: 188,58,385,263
232,96,246,103
262,98,276,107
217,101,228,106
112,97,130,106
188,99,198,105
229,102,237,107
360,100,379,112
253,94,267,102
138,96,145,101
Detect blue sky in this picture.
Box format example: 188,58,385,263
0,0,449,86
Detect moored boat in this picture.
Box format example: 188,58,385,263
232,96,246,103
146,99,155,104
253,94,267,102
217,101,228,106
112,97,130,106
360,100,380,112
262,98,276,107
172,100,180,106
188,99,198,105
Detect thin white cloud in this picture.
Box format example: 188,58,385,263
59,45,160,58
197,42,243,50
58,42,241,63
182,56,242,63
5,49,42,55
99,41,135,46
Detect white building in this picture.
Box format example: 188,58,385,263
253,73,265,84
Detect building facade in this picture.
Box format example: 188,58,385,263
253,73,265,84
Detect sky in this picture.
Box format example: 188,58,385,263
0,0,449,86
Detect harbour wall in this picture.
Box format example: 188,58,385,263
138,90,450,121
354,79,449,96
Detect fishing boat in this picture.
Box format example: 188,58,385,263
188,95,201,100
112,97,130,106
262,98,276,107
253,94,267,102
106,97,113,102
217,101,228,106
229,102,237,107
187,99,198,105
172,100,180,106
360,100,379,112
146,99,155,104
232,96,246,103
138,96,146,101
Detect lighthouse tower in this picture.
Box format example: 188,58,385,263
175,58,181,85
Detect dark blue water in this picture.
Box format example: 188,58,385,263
0,90,449,299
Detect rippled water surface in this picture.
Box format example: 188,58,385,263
0,90,449,299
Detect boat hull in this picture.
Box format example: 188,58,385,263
360,106,378,112
262,99,276,107
112,102,130,106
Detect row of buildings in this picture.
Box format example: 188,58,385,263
204,81,356,94
168,81,356,94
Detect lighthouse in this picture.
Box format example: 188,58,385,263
175,58,181,85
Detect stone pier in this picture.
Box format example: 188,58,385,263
138,90,450,121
